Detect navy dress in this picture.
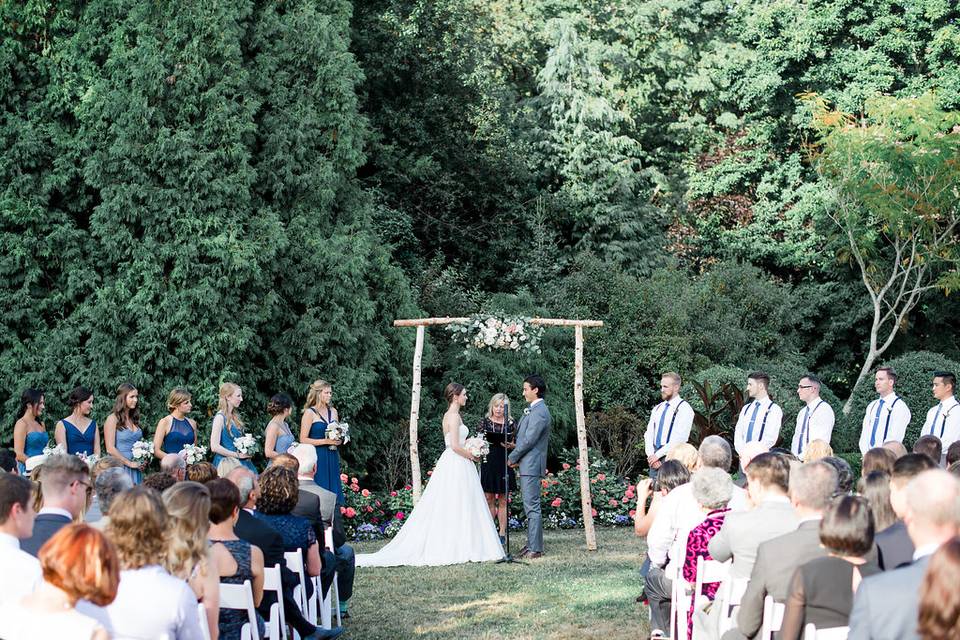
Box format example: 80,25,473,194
308,407,344,505
161,416,196,455
214,539,264,640
212,413,256,473
114,425,143,484
63,419,96,455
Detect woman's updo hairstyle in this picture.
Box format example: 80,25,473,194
67,386,94,408
267,393,293,416
444,383,465,404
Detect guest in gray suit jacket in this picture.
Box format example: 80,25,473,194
21,454,90,557
508,374,551,558
849,469,960,640
875,454,937,570
725,460,839,640
709,453,798,580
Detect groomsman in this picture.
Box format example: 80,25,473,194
791,374,835,458
644,372,694,478
859,367,912,454
921,371,960,463
734,372,783,455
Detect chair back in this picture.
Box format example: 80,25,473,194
715,577,749,636
804,624,849,640
219,579,261,640
263,563,288,640
284,549,308,614
667,529,692,640
760,595,785,640
324,526,335,552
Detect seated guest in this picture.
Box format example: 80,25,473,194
917,538,960,640
881,440,908,459
186,461,218,484
666,442,699,472
79,488,204,639
635,461,691,538
143,471,178,493
0,474,42,606
735,441,769,488
0,524,118,640
876,453,937,570
946,441,960,467
858,471,897,532
684,467,733,639
217,456,245,478
729,461,839,640
913,435,943,467
21,454,90,556
821,456,854,494
801,439,833,463
849,470,960,640
291,443,357,619
779,495,880,639
160,453,187,481
207,478,265,640
163,481,220,635
948,461,960,478
84,456,125,524
0,448,18,474
861,447,897,477
89,467,133,531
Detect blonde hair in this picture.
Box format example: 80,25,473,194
802,439,834,463
217,382,244,429
486,393,512,421
667,442,699,472
167,387,192,412
304,379,332,411
107,487,168,570
161,481,211,581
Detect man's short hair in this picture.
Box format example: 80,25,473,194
95,467,134,515
661,372,682,386
801,374,822,390
947,442,960,467
891,453,938,486
0,474,33,524
748,371,771,389
272,454,299,472
934,371,957,392
906,470,960,528
913,435,943,466
227,468,256,506
698,436,732,472
289,443,318,475
40,454,91,497
789,461,838,511
745,452,791,493
876,366,898,383
160,454,186,473
882,440,908,459
0,449,17,473
524,374,547,398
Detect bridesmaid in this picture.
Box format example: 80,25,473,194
13,388,48,474
153,387,198,457
103,383,145,484
299,379,344,505
55,386,100,457
264,394,296,461
211,382,256,473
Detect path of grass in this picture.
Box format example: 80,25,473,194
346,527,650,639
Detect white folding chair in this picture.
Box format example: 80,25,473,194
804,623,849,639
263,564,288,640
284,549,317,625
715,577,749,636
689,556,732,639
319,526,341,629
760,595,785,640
197,602,212,640
667,532,691,640
220,579,261,640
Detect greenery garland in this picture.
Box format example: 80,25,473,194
447,313,544,355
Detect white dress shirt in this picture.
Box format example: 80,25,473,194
859,392,912,453
0,532,41,606
644,397,694,460
791,397,836,457
921,396,960,456
733,397,782,455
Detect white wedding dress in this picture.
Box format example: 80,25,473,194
356,423,505,567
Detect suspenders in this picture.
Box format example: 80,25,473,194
665,400,687,445
742,401,775,441
882,396,901,443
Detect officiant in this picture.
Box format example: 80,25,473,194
478,393,517,544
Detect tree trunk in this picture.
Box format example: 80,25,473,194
408,325,425,504
575,325,598,551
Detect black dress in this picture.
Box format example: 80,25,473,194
478,417,518,494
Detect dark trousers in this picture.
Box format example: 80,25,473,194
645,564,673,633
335,544,355,602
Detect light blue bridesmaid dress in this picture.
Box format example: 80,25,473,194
212,412,257,473
114,425,144,484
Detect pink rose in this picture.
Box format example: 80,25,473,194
340,473,348,482
629,509,636,517
390,491,397,497
350,484,359,492
541,479,549,488
591,508,598,517
396,512,405,520
551,498,562,507
427,470,433,476
575,464,581,470
562,463,571,470
344,507,356,518
361,489,370,497
404,484,412,490
366,506,373,513
609,498,618,507
351,477,358,484
597,473,606,481
339,506,346,514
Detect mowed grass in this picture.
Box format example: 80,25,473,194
347,527,649,640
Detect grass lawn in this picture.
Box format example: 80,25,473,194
346,527,650,639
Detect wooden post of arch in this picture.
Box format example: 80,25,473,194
394,316,603,550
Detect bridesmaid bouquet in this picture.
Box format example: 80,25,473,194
234,433,259,456
325,422,351,450
42,442,66,456
131,440,153,464
76,452,100,468
181,444,207,464
464,434,491,462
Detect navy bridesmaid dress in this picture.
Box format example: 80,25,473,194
308,407,344,505
161,416,196,455
63,419,96,455
18,430,48,474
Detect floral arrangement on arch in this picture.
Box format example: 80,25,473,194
447,313,543,355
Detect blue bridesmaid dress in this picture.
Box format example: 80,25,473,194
308,407,344,505
18,430,48,474
212,413,257,473
63,419,96,455
114,426,143,484
274,421,296,456
161,416,196,455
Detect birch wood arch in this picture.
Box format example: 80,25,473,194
394,316,604,550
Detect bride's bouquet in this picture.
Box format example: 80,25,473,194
233,433,259,457
464,434,490,462
131,440,153,465
325,422,351,450
180,443,207,465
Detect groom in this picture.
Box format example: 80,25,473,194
508,374,552,559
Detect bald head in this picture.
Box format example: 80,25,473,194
160,453,186,480
904,470,960,548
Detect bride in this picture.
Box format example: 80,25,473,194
355,383,505,567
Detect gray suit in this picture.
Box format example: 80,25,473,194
508,400,551,553
709,498,799,580
848,554,929,640
875,520,914,571
726,519,827,640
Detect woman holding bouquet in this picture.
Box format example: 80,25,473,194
55,386,100,457
153,387,198,458
478,393,517,543
103,383,145,484
13,388,47,474
210,383,256,473
264,393,296,460
300,379,344,505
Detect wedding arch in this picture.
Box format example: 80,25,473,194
394,316,604,550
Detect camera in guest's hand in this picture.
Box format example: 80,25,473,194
650,475,660,493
